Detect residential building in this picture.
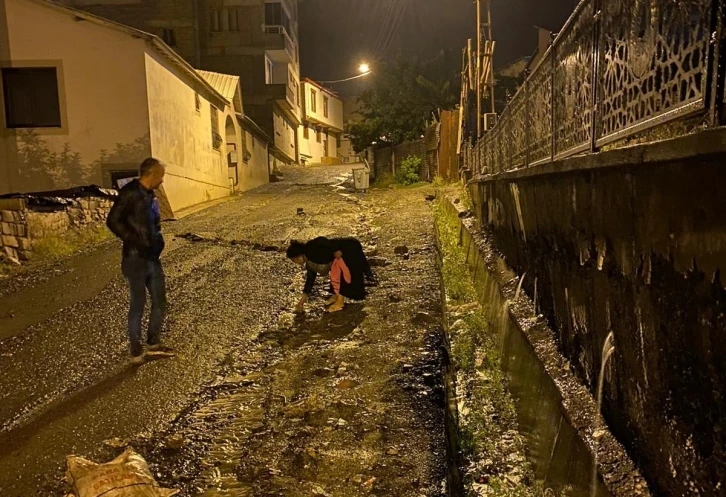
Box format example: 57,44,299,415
0,0,267,214
58,0,303,167
297,79,343,165
198,70,271,191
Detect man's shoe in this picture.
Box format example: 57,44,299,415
148,343,173,352
130,354,145,366
146,344,175,358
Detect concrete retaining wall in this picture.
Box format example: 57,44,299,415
468,129,726,496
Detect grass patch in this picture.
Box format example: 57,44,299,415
434,199,556,497
372,173,396,189
434,201,475,303
460,187,473,212
32,224,113,261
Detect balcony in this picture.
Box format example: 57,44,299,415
264,25,297,64
266,83,300,124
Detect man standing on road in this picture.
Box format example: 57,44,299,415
107,158,172,365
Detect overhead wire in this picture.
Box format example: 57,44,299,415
376,0,409,59
371,0,401,58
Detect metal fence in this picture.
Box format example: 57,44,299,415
472,0,726,175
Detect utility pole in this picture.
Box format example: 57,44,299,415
476,0,496,137
485,0,495,115
476,0,481,138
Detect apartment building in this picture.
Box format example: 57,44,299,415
297,79,343,165
0,0,258,215
59,0,302,165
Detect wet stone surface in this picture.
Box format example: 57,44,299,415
0,165,447,496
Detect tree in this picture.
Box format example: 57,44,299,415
350,52,460,151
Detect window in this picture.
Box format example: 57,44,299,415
194,93,201,113
265,2,282,25
210,105,221,150
316,129,321,143
221,9,229,31
303,126,309,139
265,58,274,84
323,95,329,118
210,8,238,32
210,9,220,31
229,9,239,31
2,67,61,129
310,89,317,113
161,28,176,46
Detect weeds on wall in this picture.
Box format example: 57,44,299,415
434,198,570,497
32,225,113,261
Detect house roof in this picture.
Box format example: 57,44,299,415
25,0,228,108
302,78,339,99
197,71,239,102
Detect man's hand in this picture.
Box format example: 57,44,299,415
333,250,343,259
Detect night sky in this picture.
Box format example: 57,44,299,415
299,0,576,94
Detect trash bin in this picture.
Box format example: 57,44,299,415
352,166,370,192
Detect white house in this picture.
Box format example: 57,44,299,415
0,0,269,215
297,79,343,165
197,70,271,192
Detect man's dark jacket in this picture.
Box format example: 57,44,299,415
106,179,165,261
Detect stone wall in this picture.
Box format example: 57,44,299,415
0,196,113,263
467,129,726,496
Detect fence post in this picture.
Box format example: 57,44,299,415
524,69,531,168
707,0,726,126
590,0,603,153
550,40,556,161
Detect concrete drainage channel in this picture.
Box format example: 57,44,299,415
434,195,650,497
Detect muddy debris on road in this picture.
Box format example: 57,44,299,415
90,175,445,496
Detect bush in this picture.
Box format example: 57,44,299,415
395,155,421,186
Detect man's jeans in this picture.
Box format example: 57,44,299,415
122,253,166,356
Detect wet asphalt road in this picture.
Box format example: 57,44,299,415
0,166,447,496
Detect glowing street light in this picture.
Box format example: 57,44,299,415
319,63,372,84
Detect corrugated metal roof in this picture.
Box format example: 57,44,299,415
197,70,239,102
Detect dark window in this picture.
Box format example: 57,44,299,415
310,89,317,112
2,67,61,129
211,105,221,150
265,2,291,32
210,9,220,32
211,8,238,32
316,129,321,143
161,28,176,46
265,3,282,25
229,9,239,31
323,95,329,118
303,126,309,139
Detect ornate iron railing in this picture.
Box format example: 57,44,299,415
472,0,725,176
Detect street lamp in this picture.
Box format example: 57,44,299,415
319,63,372,84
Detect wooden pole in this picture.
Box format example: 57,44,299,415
486,1,495,114
476,0,482,137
